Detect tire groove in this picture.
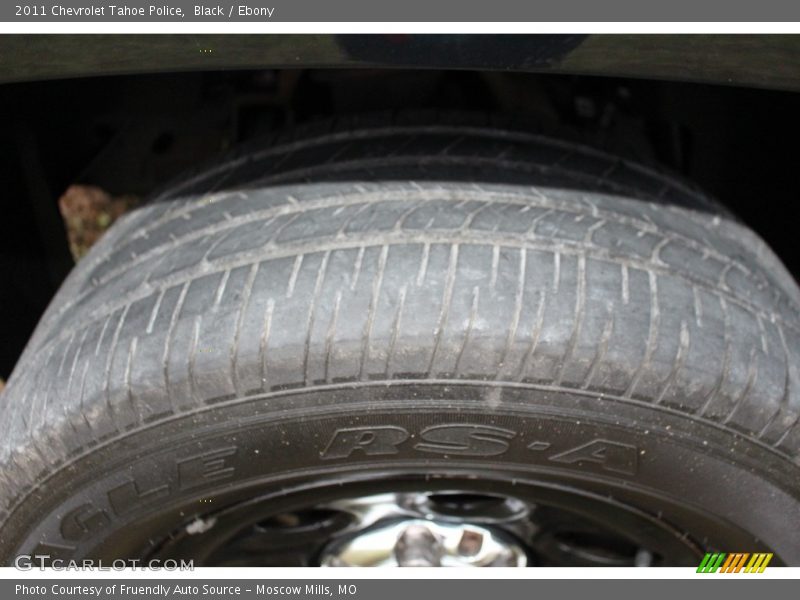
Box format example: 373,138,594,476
496,248,526,379
555,253,586,385
359,246,388,381
624,271,660,399
231,263,259,397
427,244,459,377
303,251,331,386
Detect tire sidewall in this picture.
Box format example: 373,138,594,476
3,382,798,565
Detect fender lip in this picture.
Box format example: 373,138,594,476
1,34,800,91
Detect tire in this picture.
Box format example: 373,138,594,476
2,113,799,566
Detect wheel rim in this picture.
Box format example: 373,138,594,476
148,475,702,567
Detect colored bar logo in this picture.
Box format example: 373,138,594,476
697,552,773,573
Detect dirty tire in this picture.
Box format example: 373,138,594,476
2,114,800,566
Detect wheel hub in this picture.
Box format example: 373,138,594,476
317,492,529,567
321,518,527,567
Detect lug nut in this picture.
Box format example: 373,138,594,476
394,524,445,567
